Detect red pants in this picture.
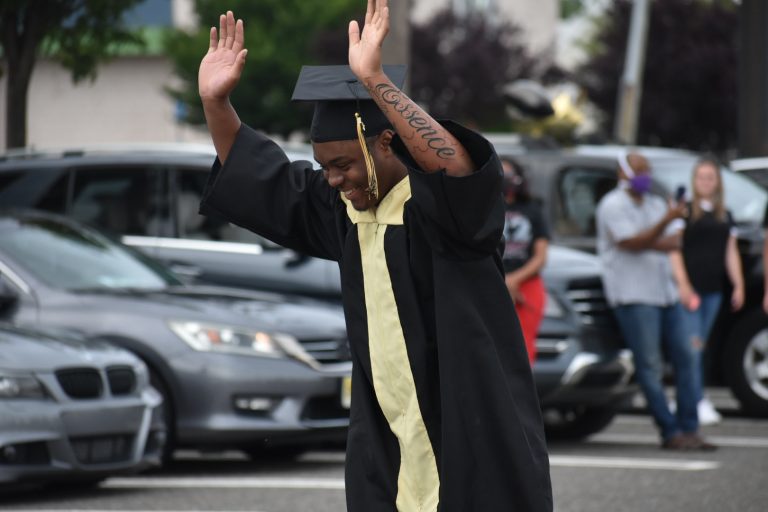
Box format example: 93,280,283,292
514,275,546,365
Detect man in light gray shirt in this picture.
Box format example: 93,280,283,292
596,152,715,450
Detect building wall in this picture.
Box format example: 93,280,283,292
412,0,558,57
0,56,210,150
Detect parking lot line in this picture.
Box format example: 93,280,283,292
101,456,717,494
102,476,346,490
549,455,719,471
590,432,768,448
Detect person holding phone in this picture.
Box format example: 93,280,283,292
596,151,715,450
670,158,744,425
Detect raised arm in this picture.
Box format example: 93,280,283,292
348,0,474,176
617,203,685,252
198,11,247,163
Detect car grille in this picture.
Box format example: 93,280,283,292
298,338,351,364
56,368,103,399
0,441,50,465
301,396,350,421
565,277,616,329
107,366,136,396
70,434,133,465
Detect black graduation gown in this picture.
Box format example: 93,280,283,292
199,121,553,512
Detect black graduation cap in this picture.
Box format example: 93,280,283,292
291,64,407,143
291,65,407,200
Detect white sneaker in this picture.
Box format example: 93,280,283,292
698,397,722,425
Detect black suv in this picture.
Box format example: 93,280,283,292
0,144,636,439
488,137,768,417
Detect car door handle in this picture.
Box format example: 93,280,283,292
169,263,203,279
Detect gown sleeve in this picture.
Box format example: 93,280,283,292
391,120,505,259
198,123,343,261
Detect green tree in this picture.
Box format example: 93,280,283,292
165,0,358,138
0,0,141,148
577,0,739,152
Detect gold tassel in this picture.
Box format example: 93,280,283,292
355,112,378,200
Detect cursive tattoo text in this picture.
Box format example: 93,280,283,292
369,82,457,159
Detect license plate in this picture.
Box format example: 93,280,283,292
340,376,352,409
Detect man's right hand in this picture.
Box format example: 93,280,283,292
199,11,247,102
665,200,688,222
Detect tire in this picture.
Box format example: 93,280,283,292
148,370,176,464
724,309,768,417
542,405,619,440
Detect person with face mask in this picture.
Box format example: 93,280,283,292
500,157,550,365
596,152,716,451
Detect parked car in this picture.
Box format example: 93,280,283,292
0,211,351,460
730,156,768,190
0,144,636,439
0,322,164,486
491,141,768,416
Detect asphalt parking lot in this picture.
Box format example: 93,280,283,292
1,389,766,512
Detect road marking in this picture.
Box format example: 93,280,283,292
100,456,717,493
591,432,768,448
550,455,719,471
102,476,346,490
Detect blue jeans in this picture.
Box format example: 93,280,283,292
613,303,699,440
681,292,723,402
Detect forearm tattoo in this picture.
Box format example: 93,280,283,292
368,81,457,159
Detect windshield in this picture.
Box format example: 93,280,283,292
651,157,768,224
0,216,179,290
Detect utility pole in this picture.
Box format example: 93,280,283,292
738,0,768,157
613,0,651,145
380,0,411,92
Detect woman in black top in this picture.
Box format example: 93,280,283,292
670,158,744,424
501,157,550,365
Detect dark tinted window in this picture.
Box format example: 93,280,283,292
556,168,616,237
740,169,768,190
175,168,268,245
70,167,170,236
0,169,69,212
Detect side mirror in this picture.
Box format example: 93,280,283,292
504,80,555,119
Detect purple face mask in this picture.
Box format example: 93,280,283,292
629,174,653,194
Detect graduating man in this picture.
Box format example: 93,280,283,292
197,1,552,510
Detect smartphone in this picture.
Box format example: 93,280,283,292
674,185,686,202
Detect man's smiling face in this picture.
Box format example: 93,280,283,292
314,138,375,211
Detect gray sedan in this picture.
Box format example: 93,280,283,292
0,323,164,485
0,211,351,460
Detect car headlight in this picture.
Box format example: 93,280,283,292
544,290,566,318
0,372,47,399
168,321,299,359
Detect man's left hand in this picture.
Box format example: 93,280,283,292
348,0,389,81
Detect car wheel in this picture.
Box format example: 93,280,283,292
541,405,618,440
148,370,176,464
725,309,768,417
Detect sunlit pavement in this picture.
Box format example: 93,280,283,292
1,388,766,512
